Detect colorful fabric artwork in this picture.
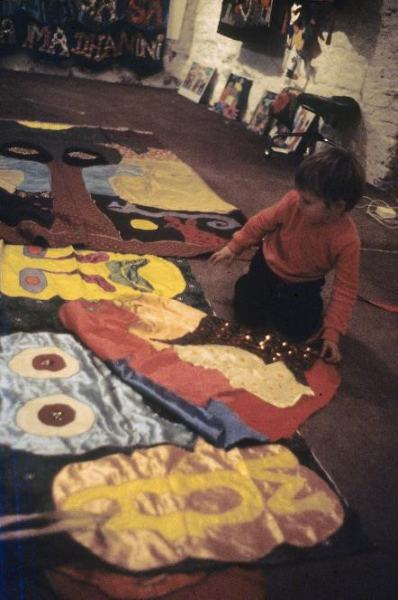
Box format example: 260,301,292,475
51,440,344,571
0,1,170,76
0,245,188,301
212,74,253,121
0,120,245,256
0,331,194,455
219,0,275,30
59,296,341,445
247,90,277,135
178,62,216,104
217,0,287,47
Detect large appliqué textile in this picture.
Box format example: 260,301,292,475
0,331,194,455
50,440,344,571
0,120,245,256
0,243,210,333
0,0,169,76
0,439,350,577
59,295,341,445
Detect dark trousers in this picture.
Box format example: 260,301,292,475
233,247,324,341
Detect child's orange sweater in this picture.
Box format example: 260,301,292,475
228,190,360,344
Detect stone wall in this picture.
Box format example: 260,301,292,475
167,0,398,188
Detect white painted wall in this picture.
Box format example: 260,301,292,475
167,0,398,186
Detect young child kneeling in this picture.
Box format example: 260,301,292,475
210,146,365,364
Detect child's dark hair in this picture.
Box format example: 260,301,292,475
294,145,365,210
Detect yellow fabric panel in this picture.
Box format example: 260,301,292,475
0,170,24,193
115,293,206,347
0,245,186,300
17,121,73,130
110,157,235,214
53,440,344,572
130,219,159,231
173,344,314,407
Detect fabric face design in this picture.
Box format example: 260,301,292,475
0,120,245,256
52,440,344,571
0,245,186,301
0,332,194,455
59,298,341,443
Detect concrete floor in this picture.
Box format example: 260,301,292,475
0,69,397,599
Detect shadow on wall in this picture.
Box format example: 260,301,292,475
237,0,384,77
337,0,383,63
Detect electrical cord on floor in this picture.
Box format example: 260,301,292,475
356,195,398,230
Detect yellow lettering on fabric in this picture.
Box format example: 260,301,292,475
0,245,186,300
60,449,336,541
110,158,236,214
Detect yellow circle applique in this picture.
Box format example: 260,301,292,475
130,219,159,231
16,394,95,437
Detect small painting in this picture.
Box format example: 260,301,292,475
178,62,216,103
247,90,277,135
212,73,253,121
268,105,316,154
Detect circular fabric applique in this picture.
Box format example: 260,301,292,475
23,245,47,258
130,218,159,231
19,268,47,293
9,346,80,379
16,394,95,437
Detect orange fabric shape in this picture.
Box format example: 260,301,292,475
59,299,340,441
47,566,207,599
52,441,344,572
46,566,266,600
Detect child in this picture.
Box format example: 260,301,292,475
210,146,365,364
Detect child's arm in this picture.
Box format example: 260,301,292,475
209,245,235,264
209,190,296,263
321,237,360,362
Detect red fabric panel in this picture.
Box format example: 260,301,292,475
221,359,340,440
59,300,340,440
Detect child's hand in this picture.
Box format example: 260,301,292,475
209,246,235,265
320,340,342,364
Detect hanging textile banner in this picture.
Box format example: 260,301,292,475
217,0,287,47
0,1,170,76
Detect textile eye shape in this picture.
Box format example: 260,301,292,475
0,331,194,455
